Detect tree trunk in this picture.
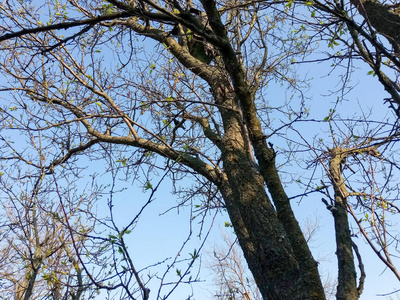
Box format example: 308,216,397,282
220,155,324,299
23,266,39,300
350,0,400,55
216,86,325,299
329,150,359,300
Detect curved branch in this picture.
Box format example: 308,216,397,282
0,12,132,42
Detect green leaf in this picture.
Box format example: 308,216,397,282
145,181,152,190
190,249,199,260
109,235,118,243
116,157,127,167
285,0,294,8
149,63,156,74
95,102,102,110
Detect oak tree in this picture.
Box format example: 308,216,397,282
0,0,399,299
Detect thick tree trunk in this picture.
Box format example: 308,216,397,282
216,86,325,299
215,63,325,298
220,157,324,299
260,154,326,297
350,0,400,55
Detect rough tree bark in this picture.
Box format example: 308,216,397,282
349,0,400,55
328,148,359,300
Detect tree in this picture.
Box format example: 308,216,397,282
0,0,399,299
288,0,400,296
297,0,400,116
291,117,400,299
0,150,98,299
207,230,261,300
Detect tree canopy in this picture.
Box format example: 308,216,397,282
0,0,399,299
